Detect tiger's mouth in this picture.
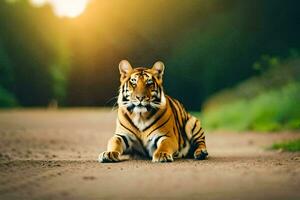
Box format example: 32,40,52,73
127,102,153,113
136,103,146,108
136,103,152,110
132,100,149,107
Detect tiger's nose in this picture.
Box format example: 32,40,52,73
136,95,145,101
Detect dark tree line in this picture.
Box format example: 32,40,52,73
0,0,299,109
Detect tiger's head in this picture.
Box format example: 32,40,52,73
117,60,166,114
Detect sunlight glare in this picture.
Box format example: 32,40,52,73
30,0,47,7
30,0,90,18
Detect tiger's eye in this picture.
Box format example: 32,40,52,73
130,78,137,86
146,79,153,85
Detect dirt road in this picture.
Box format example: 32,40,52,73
0,109,299,200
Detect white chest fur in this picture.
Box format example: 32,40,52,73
131,112,155,131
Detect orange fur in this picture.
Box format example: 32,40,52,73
99,60,208,162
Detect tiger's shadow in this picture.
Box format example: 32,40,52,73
117,154,268,163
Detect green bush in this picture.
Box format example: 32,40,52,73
270,139,300,152
202,83,300,132
203,58,300,111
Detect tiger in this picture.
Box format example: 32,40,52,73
98,60,208,163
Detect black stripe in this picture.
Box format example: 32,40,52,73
169,98,180,121
154,81,157,91
198,127,203,133
136,137,148,156
147,115,171,137
196,141,206,145
191,139,199,147
120,112,148,155
122,83,128,101
168,97,187,147
124,113,139,130
191,133,205,147
157,84,161,98
193,126,202,134
174,125,182,151
153,135,167,149
146,107,159,120
191,131,204,143
174,99,184,126
124,82,128,92
180,102,187,121
119,120,135,134
152,96,161,103
168,97,179,121
127,104,135,113
199,131,204,138
191,122,197,133
130,133,148,157
115,134,130,149
119,121,148,156
173,99,184,126
191,135,202,143
142,107,167,131
151,83,161,103
122,96,128,101
191,128,202,140
169,100,182,139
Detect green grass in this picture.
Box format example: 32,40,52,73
202,82,300,132
271,139,300,152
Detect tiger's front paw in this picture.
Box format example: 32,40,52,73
152,152,174,163
98,151,120,163
194,149,208,160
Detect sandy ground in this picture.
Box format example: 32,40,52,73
0,109,299,200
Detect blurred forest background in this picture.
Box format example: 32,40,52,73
0,0,299,132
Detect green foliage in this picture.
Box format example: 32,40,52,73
0,86,18,107
0,1,70,106
1,0,300,108
49,41,70,105
202,82,300,132
0,38,17,108
253,55,280,73
270,139,300,152
0,39,14,89
204,57,300,110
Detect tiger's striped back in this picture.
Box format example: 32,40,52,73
165,95,207,158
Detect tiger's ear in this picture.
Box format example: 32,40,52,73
119,60,132,81
152,61,165,80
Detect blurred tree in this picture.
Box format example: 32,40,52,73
0,0,299,109
0,39,14,91
0,0,69,106
0,38,18,107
